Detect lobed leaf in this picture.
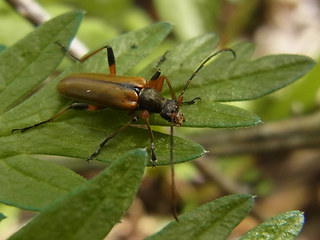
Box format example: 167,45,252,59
9,149,147,240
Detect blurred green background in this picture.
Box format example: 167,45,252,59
0,1,319,239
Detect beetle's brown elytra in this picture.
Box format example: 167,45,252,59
12,43,236,220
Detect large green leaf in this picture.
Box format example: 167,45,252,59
9,149,147,240
240,211,304,240
0,11,83,114
1,120,204,166
150,101,261,127
0,155,86,210
146,194,254,240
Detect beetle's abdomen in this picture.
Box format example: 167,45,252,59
58,74,147,110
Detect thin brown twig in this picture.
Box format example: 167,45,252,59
193,158,266,222
5,0,88,59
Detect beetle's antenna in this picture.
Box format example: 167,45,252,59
170,118,179,221
177,49,236,107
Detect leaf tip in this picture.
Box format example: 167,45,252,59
154,21,172,34
128,148,148,166
0,213,6,221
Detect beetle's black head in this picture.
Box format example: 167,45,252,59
160,99,184,127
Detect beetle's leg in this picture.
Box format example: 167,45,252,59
155,50,169,68
55,42,80,62
141,110,157,167
106,46,116,75
81,46,116,75
55,42,116,75
147,70,163,91
148,70,177,100
88,114,138,161
11,103,102,133
182,97,201,105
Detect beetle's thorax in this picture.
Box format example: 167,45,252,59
138,87,166,113
138,87,184,126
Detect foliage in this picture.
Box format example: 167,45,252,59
146,194,254,240
9,149,147,240
0,11,315,239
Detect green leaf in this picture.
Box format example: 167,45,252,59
150,102,261,127
9,149,147,240
139,33,220,81
107,22,172,75
181,102,261,127
2,120,204,165
0,155,86,211
146,194,254,240
240,211,304,240
0,11,83,114
254,59,320,120
0,212,6,222
181,43,316,102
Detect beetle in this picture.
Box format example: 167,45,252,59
12,44,235,219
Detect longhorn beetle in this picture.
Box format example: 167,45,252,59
12,43,236,220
